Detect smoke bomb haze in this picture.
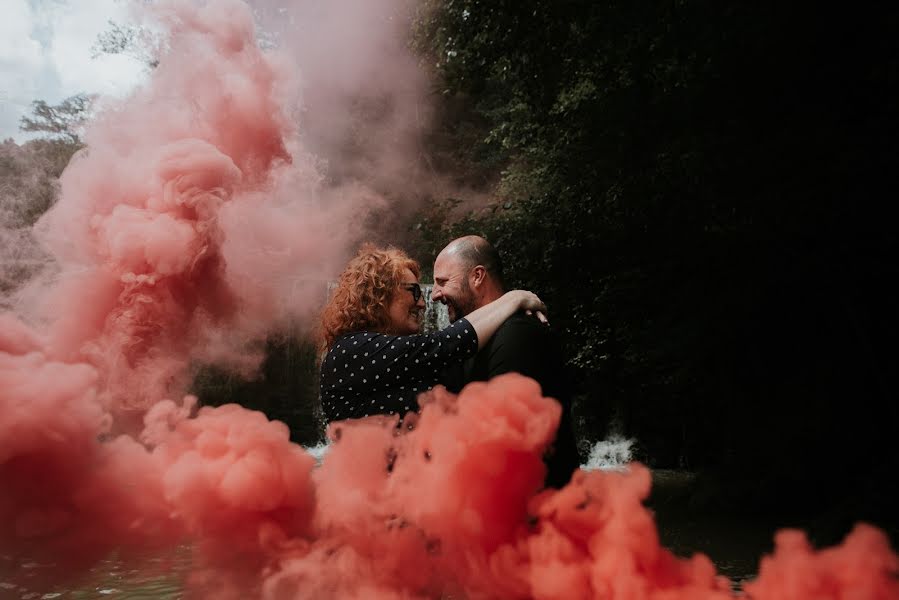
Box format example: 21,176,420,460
1,1,896,598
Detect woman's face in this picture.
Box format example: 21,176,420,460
386,267,425,335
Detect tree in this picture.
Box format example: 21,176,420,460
19,94,94,145
3,97,88,301
413,0,899,523
91,19,161,68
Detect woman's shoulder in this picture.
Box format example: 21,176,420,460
324,331,371,360
429,318,478,353
326,319,475,357
325,330,401,357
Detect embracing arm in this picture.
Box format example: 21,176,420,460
464,290,546,350
320,291,546,392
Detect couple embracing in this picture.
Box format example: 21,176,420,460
317,235,579,488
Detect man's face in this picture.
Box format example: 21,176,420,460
431,253,478,322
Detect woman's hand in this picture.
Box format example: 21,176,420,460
507,290,548,324
466,289,549,349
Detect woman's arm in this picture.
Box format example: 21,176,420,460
320,290,546,391
464,290,547,350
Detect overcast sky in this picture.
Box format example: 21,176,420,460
0,0,147,142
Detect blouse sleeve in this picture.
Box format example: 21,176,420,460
320,318,479,405
382,317,478,377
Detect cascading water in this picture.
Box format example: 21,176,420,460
581,401,637,470
420,284,450,332
582,435,635,471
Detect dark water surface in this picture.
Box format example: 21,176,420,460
0,550,187,599
650,470,769,590
648,468,899,591
0,470,788,598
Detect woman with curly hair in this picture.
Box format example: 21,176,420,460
318,244,546,423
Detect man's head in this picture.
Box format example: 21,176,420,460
431,235,506,322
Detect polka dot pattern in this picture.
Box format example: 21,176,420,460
320,318,478,422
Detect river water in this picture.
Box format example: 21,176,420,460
0,499,765,599
2,443,771,598
0,551,186,599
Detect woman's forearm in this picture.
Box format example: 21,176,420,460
464,291,545,350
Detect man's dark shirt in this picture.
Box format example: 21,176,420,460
445,312,581,488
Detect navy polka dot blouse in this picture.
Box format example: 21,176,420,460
319,317,478,422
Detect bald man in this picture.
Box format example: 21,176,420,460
431,235,581,488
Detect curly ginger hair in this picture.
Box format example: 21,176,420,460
318,244,420,351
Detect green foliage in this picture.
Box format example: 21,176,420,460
413,0,898,501
2,112,84,303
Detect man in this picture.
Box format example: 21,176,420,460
431,235,581,488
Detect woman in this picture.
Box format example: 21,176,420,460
318,244,546,423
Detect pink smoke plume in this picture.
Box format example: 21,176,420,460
1,1,896,599
0,0,377,583
268,378,899,600
21,0,373,416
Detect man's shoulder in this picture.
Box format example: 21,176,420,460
470,310,569,399
481,312,559,359
494,311,552,340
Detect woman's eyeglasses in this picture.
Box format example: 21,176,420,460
402,283,423,303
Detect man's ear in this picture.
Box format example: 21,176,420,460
470,265,487,289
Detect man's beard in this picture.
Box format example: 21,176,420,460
446,282,477,323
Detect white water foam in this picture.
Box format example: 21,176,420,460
305,442,330,465
581,435,634,471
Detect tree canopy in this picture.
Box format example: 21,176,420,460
411,0,898,523
19,94,94,145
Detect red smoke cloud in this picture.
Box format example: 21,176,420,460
1,1,896,599
23,0,368,415
240,375,899,599
1,0,372,586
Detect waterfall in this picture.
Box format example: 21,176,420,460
581,435,634,471
420,284,450,332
